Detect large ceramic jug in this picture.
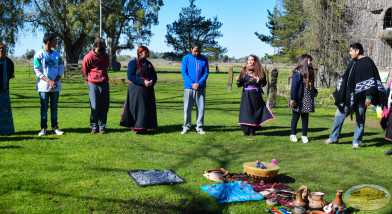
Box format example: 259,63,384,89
293,188,307,208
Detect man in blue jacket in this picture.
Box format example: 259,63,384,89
181,41,209,134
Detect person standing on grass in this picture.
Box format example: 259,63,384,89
0,43,15,136
33,33,65,136
323,43,385,149
82,38,110,134
381,79,392,156
289,54,318,143
120,46,157,134
235,55,274,136
181,41,209,135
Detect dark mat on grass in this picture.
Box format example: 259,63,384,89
128,169,186,187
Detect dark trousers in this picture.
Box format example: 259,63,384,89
88,83,110,129
291,111,309,136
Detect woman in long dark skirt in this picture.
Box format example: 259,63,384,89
120,46,157,134
235,55,275,136
0,43,15,136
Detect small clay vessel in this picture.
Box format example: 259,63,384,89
266,198,279,206
293,188,307,208
293,206,307,214
332,190,345,211
308,192,325,211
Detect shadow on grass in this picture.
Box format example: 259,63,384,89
260,126,329,137
62,127,130,134
0,145,23,149
150,125,239,134
276,173,296,184
0,134,36,141
28,188,225,213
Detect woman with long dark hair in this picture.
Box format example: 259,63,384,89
120,46,157,134
235,55,275,136
289,54,318,143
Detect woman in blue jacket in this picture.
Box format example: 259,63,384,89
289,54,317,143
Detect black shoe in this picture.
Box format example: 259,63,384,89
249,130,255,136
385,148,392,156
243,132,248,136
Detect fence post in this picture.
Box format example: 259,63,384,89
227,67,233,91
267,67,279,108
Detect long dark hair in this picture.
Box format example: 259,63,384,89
292,54,313,80
240,55,265,81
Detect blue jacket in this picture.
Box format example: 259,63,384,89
290,71,317,101
181,54,209,89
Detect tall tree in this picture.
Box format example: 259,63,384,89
255,0,307,62
0,0,26,53
102,0,163,71
165,0,226,60
26,0,99,63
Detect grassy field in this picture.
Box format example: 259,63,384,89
1,61,391,213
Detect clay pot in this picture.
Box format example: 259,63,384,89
293,188,307,208
308,192,325,210
293,206,307,214
332,190,345,211
309,211,328,214
266,199,279,206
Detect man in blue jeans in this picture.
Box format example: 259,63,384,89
33,33,65,136
82,38,110,134
181,41,209,134
323,43,385,149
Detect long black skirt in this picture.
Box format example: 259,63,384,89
120,83,157,130
238,90,274,132
385,112,392,141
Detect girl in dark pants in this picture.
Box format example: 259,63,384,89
289,54,317,143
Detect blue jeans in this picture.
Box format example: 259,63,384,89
39,91,59,129
329,104,366,145
183,88,205,131
88,83,110,130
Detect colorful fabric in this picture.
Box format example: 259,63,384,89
200,181,264,203
0,91,14,135
128,169,186,187
33,49,64,92
227,174,295,207
227,174,330,208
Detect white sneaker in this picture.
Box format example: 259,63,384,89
38,129,46,136
181,129,189,134
352,143,359,150
197,130,206,134
290,135,298,142
52,128,64,135
302,136,309,144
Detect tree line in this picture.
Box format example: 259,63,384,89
1,0,228,70
256,0,350,87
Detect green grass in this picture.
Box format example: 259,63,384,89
1,63,391,213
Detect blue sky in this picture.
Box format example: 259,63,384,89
13,0,276,59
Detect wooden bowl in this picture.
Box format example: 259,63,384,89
243,161,280,182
